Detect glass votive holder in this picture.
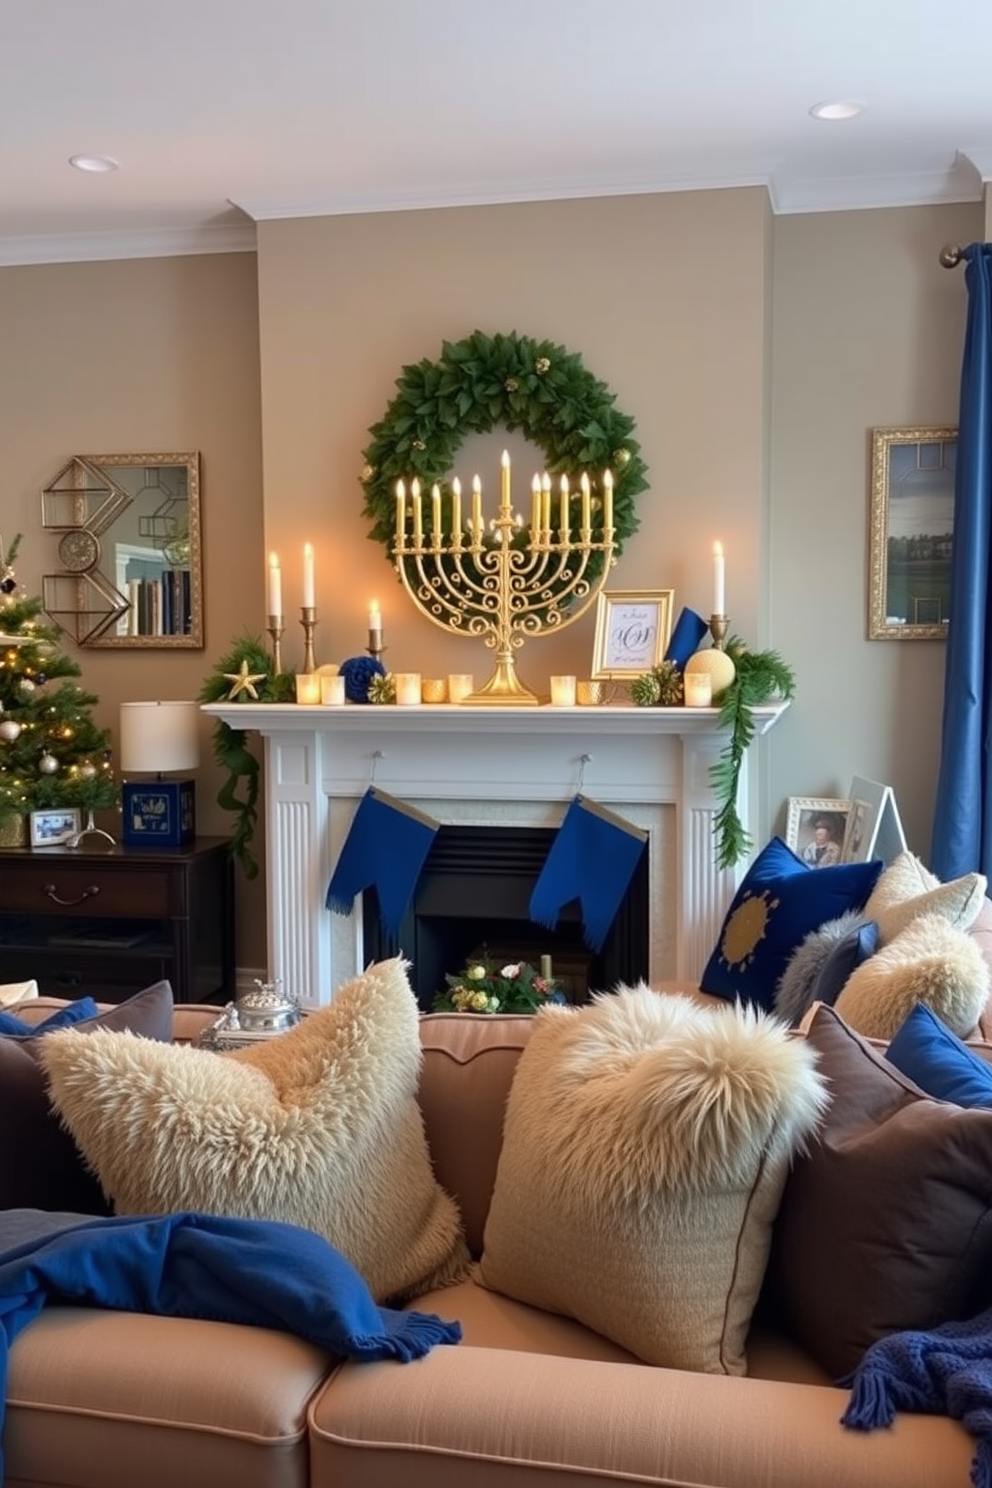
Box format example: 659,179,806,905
549,674,577,706
394,672,422,706
683,671,713,707
320,674,346,705
576,680,605,706
421,677,447,704
295,674,321,705
447,673,475,704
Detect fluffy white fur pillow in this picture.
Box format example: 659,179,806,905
39,957,469,1303
833,913,990,1041
863,851,987,945
477,986,827,1374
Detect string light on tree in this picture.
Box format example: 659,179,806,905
0,533,118,837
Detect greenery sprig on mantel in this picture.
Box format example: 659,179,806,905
198,635,294,879
711,638,796,870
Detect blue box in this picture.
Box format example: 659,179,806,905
122,779,196,848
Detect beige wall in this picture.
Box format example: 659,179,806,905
1,189,983,980
768,201,982,854
1,251,269,968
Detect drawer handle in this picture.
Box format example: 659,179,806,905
42,882,101,907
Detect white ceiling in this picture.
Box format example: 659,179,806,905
3,0,992,267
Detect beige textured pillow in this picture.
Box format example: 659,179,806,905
863,851,987,945
39,957,469,1304
477,987,827,1374
833,912,989,1041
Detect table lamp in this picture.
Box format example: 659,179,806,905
120,700,200,848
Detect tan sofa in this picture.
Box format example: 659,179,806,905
2,993,981,1488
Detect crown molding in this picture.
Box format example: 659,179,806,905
0,219,257,268
769,156,983,215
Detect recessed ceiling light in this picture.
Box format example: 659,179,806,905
809,100,865,122
69,154,120,173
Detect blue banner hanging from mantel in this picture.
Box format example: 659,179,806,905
325,787,440,937
529,795,647,953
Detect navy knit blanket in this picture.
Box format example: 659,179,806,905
0,1210,462,1483
842,1305,992,1485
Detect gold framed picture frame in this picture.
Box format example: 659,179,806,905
591,589,674,680
868,426,957,640
784,796,852,869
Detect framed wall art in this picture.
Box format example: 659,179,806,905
784,797,852,868
591,589,674,679
868,426,957,640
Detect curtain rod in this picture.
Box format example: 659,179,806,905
940,244,964,268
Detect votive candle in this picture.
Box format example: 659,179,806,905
394,672,422,706
295,673,321,705
320,674,346,705
684,671,713,707
448,672,474,703
550,674,577,706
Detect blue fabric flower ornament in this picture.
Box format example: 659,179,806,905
338,655,386,704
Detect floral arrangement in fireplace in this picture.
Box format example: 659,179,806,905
432,955,567,1015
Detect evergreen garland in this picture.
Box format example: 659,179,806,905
360,330,648,582
198,635,294,878
711,638,796,869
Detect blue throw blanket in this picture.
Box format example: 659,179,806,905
842,1305,992,1485
0,1211,462,1483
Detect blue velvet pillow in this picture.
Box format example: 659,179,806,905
886,1002,992,1107
808,918,879,1007
700,837,883,1012
0,997,99,1038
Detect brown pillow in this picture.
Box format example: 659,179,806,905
766,1003,992,1380
0,982,174,1214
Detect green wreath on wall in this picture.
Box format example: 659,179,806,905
359,329,648,572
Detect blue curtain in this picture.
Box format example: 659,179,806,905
931,243,992,878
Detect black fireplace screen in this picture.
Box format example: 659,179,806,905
363,824,649,1011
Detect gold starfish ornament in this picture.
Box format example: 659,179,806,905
224,658,267,700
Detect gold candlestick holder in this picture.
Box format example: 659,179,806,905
367,630,385,662
709,613,729,651
393,460,616,705
267,614,285,675
300,606,318,673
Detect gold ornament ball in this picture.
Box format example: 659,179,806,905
685,647,737,700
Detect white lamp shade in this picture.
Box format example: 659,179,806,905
120,701,200,775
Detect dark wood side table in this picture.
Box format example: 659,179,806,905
0,836,235,1004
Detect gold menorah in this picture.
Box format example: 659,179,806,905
393,451,616,704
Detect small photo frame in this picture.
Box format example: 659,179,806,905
844,776,908,864
868,426,957,640
784,797,852,869
591,589,674,680
29,807,81,847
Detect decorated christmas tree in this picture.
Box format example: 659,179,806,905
0,535,118,833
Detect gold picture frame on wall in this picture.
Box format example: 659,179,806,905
868,426,956,640
591,589,674,679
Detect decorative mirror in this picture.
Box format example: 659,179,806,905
40,452,203,648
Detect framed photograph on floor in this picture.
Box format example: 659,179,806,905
868,426,957,640
785,797,852,869
591,590,674,680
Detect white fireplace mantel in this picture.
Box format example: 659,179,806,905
203,701,788,1006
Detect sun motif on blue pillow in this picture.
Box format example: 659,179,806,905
719,890,779,971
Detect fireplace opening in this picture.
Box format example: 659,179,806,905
363,824,649,1011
